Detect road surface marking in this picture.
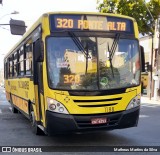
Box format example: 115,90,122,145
139,115,149,118
141,104,160,108
9,107,12,112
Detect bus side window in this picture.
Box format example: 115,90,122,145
17,49,20,76
9,56,13,78
25,41,33,76
7,59,9,79
5,60,9,79
4,61,7,79
13,52,18,77
18,46,25,76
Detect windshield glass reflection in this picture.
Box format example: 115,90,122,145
47,36,140,90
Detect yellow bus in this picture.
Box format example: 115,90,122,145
4,12,144,135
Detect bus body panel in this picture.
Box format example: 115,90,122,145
45,89,138,114
5,78,35,112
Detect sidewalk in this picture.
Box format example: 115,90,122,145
141,95,160,104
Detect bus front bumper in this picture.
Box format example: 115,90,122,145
46,107,140,135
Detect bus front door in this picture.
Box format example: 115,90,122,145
37,62,44,123
33,39,45,126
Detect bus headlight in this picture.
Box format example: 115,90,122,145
126,94,141,110
47,97,69,114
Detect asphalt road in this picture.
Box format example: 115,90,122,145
0,86,160,154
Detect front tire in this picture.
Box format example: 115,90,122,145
30,106,43,135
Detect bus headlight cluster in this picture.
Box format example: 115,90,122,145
126,94,141,110
47,97,69,114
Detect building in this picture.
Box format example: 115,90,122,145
153,19,160,100
139,33,160,100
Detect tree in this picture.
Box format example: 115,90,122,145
97,0,160,35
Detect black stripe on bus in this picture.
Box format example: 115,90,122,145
78,103,118,107
69,88,126,96
74,98,122,102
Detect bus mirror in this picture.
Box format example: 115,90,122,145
34,39,44,62
140,46,145,72
10,19,26,35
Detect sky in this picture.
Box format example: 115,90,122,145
0,0,98,69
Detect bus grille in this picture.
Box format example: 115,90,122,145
73,97,122,107
73,113,122,128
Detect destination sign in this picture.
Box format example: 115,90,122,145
50,14,134,33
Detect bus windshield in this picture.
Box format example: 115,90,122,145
47,36,140,90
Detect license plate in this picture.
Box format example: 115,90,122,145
91,118,107,125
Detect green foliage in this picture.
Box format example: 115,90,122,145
97,0,160,35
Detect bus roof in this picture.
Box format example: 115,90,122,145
4,11,136,59
47,11,135,20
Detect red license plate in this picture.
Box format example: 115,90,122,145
91,118,107,125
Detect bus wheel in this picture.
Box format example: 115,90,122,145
30,107,43,135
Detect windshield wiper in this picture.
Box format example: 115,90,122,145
68,32,90,58
108,33,120,78
68,32,90,74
